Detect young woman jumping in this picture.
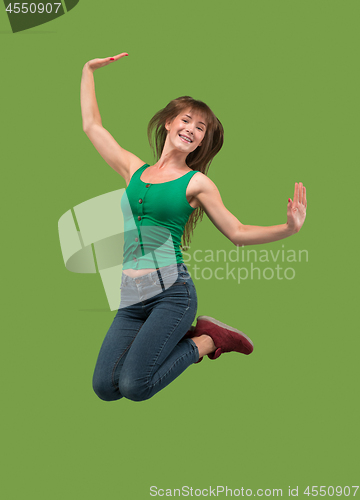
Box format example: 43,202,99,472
81,52,307,402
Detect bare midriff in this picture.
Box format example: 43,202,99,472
123,268,158,278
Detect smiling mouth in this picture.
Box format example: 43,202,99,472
179,134,193,143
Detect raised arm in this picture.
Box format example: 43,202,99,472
81,53,144,184
194,175,307,246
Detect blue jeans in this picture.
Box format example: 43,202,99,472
92,263,199,402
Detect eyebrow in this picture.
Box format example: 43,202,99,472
184,114,207,128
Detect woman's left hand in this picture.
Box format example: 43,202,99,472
287,182,307,234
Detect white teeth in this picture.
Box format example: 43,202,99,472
179,135,192,143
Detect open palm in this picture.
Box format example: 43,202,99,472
287,182,307,233
86,52,128,72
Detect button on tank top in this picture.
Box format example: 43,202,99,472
120,163,198,270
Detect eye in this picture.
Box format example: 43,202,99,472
182,119,188,123
197,127,203,131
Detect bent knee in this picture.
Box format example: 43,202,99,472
118,376,151,402
92,375,122,402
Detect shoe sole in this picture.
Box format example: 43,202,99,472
197,316,254,348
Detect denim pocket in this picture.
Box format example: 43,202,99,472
162,279,191,308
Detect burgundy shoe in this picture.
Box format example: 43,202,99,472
183,326,196,338
195,316,254,360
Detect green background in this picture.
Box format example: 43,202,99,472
1,0,359,498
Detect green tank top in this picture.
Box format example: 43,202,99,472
120,163,198,270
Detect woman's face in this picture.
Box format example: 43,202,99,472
165,108,207,154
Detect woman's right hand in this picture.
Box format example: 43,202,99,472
85,52,129,72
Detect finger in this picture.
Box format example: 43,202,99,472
293,182,299,204
298,182,303,204
110,52,129,62
303,185,307,208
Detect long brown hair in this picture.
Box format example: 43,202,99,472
147,96,224,249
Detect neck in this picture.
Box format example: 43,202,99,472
156,139,189,171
